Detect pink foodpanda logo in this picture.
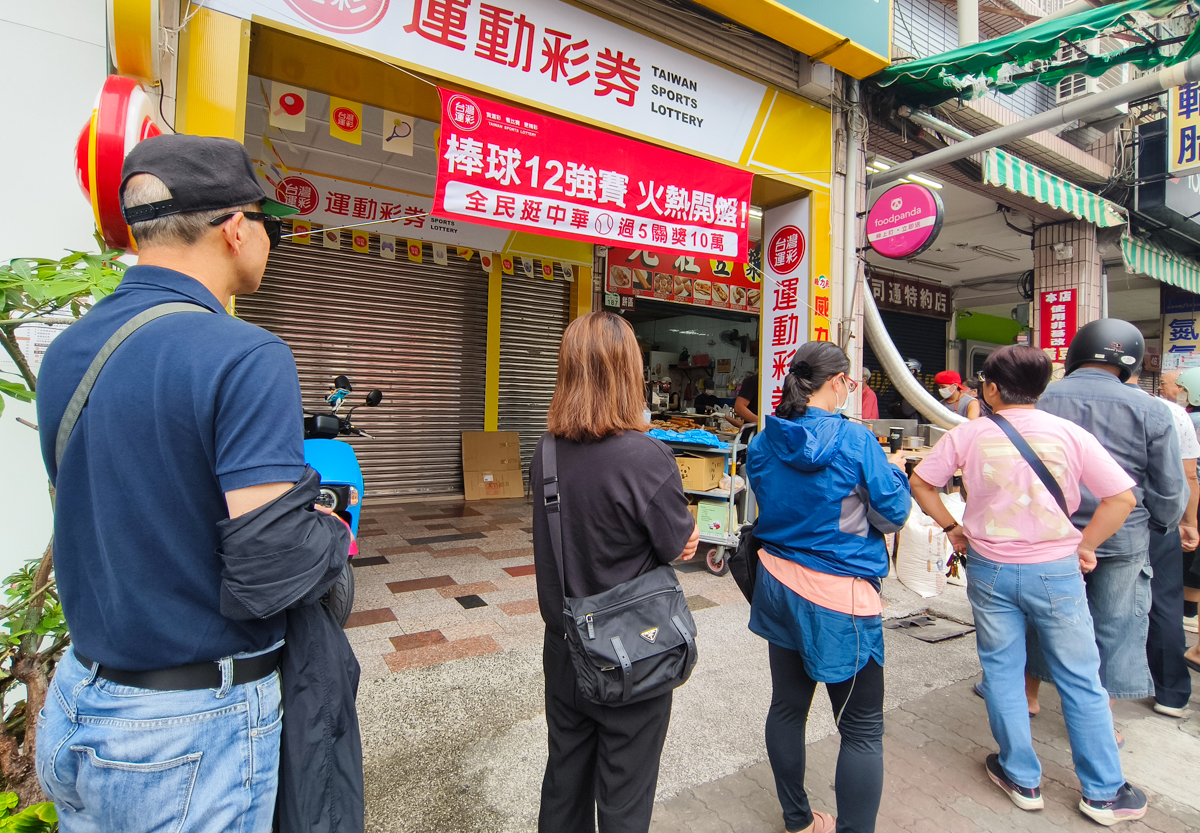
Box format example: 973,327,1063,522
283,0,390,34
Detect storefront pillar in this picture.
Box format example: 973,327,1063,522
175,7,250,140
1033,220,1104,347
484,263,502,431
569,266,592,322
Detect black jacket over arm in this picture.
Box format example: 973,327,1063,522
217,466,364,833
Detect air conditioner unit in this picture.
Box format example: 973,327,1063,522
1054,39,1130,119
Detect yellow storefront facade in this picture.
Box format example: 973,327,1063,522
107,0,855,499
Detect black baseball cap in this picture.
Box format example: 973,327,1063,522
119,135,296,224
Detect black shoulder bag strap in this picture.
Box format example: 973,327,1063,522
541,432,568,604
54,302,213,469
987,413,1070,518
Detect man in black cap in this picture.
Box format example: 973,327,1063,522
35,135,355,832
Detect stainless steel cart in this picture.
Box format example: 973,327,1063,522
664,432,755,576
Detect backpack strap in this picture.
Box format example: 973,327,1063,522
987,413,1070,518
55,303,213,469
541,431,567,602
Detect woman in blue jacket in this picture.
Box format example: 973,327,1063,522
746,342,911,833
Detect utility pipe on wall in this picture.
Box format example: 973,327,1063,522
863,275,967,429
958,0,979,46
843,79,861,336
870,53,1200,189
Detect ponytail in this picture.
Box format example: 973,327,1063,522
775,342,850,420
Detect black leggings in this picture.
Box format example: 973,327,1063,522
766,643,885,833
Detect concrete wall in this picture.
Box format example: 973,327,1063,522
0,2,108,577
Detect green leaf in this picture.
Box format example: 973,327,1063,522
0,381,35,403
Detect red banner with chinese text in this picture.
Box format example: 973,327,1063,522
433,89,754,260
605,247,761,312
1039,288,1077,362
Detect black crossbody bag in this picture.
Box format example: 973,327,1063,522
987,414,1070,517
541,433,698,706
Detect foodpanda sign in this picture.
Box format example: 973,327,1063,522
866,183,944,260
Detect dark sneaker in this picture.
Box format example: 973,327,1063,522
986,753,1044,811
1080,783,1148,826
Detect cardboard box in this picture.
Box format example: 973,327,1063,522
676,452,724,491
687,500,699,520
696,500,734,534
462,469,524,501
462,431,522,471
462,431,524,500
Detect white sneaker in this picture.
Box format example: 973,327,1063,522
1185,614,1199,633
1153,702,1186,718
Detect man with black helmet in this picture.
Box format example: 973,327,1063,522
1028,319,1187,755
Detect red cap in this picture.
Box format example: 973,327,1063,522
934,370,963,388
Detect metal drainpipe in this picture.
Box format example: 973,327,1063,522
843,79,861,345
959,0,979,46
870,53,1200,189
863,274,967,429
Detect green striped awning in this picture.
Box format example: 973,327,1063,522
1121,232,1200,294
983,149,1126,228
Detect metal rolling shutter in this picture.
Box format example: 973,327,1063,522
863,309,948,417
235,228,489,499
498,267,571,488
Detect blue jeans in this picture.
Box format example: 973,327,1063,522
37,647,282,833
1026,549,1154,699
966,551,1124,801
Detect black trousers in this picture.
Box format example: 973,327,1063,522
1147,527,1191,709
539,630,673,833
766,643,884,833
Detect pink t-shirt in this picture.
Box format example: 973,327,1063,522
915,409,1135,563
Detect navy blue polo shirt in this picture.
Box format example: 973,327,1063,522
37,265,305,671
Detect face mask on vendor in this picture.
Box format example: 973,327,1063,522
938,385,958,399
1180,391,1193,408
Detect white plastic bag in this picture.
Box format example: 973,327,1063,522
895,499,948,598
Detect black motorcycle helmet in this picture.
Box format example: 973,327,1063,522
1064,318,1144,382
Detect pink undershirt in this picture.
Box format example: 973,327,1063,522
759,550,883,616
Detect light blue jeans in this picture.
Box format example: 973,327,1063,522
966,550,1124,801
37,646,282,833
1026,549,1154,699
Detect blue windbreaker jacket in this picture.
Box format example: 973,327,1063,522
746,407,912,580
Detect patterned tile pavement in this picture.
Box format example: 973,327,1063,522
346,497,744,680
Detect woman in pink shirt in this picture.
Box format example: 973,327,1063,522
910,345,1149,827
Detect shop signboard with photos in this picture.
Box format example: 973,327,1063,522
433,90,754,260
605,247,761,312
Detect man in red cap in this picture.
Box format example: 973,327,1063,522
935,370,980,419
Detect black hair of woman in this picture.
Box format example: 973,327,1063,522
776,341,850,420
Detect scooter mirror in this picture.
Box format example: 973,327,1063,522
334,375,352,392
366,389,383,407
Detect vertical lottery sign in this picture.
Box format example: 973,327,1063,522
760,197,811,419
1039,288,1077,363
433,90,754,260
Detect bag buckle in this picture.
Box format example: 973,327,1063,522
544,476,561,513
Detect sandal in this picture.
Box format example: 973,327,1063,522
788,811,836,833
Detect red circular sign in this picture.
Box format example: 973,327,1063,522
278,92,304,115
446,94,482,132
275,176,319,216
332,106,360,132
282,0,390,34
866,183,944,259
767,225,805,274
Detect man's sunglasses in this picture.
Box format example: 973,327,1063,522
209,211,283,249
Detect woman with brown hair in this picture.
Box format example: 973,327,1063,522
532,311,699,833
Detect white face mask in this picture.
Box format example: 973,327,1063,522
833,378,849,416
939,385,957,399
1178,392,1191,408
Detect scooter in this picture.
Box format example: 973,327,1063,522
304,375,383,625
